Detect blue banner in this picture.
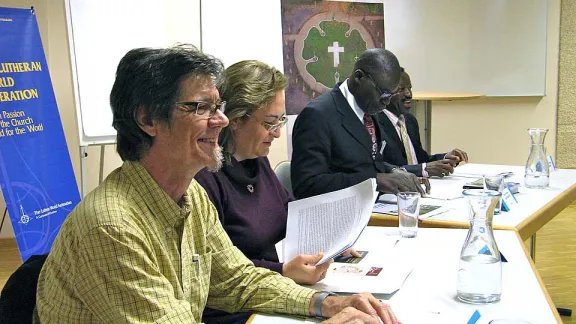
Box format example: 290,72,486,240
0,7,80,261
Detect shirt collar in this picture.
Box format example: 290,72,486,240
383,109,400,126
122,160,191,228
339,79,365,123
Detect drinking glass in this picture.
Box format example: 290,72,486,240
398,192,421,238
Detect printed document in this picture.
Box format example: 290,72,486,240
284,178,378,265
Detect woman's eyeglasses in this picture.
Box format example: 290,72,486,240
176,101,226,117
245,114,288,133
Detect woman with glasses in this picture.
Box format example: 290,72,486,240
194,60,352,324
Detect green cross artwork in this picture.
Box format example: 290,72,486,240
302,21,367,88
281,1,384,114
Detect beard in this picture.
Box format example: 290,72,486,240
206,145,224,172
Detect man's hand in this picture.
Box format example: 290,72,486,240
377,171,426,196
425,160,455,177
322,307,382,324
445,149,468,165
320,293,399,324
283,253,332,285
419,177,431,194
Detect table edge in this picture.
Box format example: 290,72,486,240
513,230,563,322
516,182,576,240
369,213,470,229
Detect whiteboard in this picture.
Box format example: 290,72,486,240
65,0,201,145
383,0,547,96
201,0,547,97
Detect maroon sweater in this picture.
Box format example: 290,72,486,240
194,156,292,274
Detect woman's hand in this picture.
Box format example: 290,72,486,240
283,253,333,285
340,248,362,258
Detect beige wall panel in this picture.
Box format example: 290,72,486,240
557,0,576,168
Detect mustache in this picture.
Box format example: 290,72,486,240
386,101,409,116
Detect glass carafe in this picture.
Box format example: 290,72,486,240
525,128,549,188
457,189,502,304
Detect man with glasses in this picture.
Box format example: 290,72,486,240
378,68,468,178
36,46,399,324
291,48,427,199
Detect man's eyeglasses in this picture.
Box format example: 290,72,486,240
176,101,226,117
245,114,288,133
364,72,399,105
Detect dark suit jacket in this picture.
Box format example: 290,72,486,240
377,106,445,177
291,84,396,199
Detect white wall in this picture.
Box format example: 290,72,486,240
384,0,548,96
0,0,563,239
429,0,560,165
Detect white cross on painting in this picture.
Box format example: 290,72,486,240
327,41,344,67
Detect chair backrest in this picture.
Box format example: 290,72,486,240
274,160,292,194
0,254,48,324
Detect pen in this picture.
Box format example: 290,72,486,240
193,253,200,274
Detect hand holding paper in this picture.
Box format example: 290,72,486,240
282,253,332,285
284,179,378,265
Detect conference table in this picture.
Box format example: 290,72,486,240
369,163,576,258
248,227,561,323
412,91,485,153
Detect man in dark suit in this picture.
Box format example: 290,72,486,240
378,69,468,177
291,49,426,199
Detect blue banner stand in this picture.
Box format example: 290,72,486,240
0,7,81,261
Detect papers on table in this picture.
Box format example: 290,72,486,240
426,192,464,201
373,202,452,220
284,179,378,265
451,164,515,179
310,239,414,295
378,193,398,204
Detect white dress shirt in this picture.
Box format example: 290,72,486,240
339,80,365,124
382,109,429,177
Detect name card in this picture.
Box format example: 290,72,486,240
501,185,518,212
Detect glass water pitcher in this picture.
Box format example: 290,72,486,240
457,189,502,304
525,128,550,188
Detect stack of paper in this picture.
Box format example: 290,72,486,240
310,248,413,295
284,179,378,265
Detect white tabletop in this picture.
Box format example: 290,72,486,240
370,163,576,239
250,227,559,324
423,164,576,227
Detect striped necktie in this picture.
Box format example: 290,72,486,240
398,115,415,165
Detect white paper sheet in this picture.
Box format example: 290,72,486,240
310,236,413,295
284,179,378,265
372,202,452,220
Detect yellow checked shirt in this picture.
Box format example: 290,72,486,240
36,161,316,323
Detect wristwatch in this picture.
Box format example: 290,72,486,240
391,167,408,173
313,291,338,319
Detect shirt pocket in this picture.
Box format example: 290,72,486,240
185,251,212,312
